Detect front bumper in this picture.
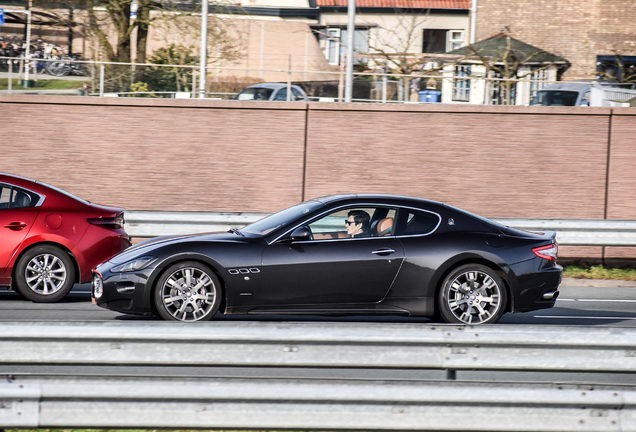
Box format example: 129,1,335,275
91,266,155,316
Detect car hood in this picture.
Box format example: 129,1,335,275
109,231,248,264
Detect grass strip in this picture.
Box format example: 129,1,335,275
563,265,636,281
0,78,88,90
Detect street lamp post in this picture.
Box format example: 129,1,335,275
198,0,208,98
344,0,355,102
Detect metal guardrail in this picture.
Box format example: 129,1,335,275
125,210,636,246
1,322,636,430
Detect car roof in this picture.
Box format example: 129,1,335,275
538,83,592,92
247,83,301,90
538,81,619,92
310,193,446,208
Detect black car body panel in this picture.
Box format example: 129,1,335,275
93,194,562,324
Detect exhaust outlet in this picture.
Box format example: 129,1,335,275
541,290,559,301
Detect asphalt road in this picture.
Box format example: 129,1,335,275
1,279,635,385
0,279,634,326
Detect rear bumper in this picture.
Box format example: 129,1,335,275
508,261,563,313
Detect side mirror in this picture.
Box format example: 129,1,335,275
290,226,311,241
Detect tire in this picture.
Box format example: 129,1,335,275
438,264,507,325
153,261,222,322
46,61,70,77
14,245,75,303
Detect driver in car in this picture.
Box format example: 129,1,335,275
345,210,371,238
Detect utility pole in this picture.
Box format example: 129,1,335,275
198,0,208,98
344,0,355,102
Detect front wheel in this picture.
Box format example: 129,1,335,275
438,264,507,325
14,245,75,303
46,61,70,77
153,261,222,322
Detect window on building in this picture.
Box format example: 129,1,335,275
529,67,549,101
315,27,369,66
422,29,465,53
596,55,636,83
326,28,341,65
452,65,471,102
447,30,464,51
422,29,447,53
489,70,517,105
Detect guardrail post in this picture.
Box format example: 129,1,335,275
446,369,457,380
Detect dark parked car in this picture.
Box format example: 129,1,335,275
0,173,131,302
93,194,561,324
233,83,309,101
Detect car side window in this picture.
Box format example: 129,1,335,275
397,209,440,236
273,88,287,101
306,207,397,240
0,185,38,209
0,185,11,209
292,87,304,100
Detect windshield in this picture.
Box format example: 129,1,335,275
241,200,324,236
530,90,579,106
237,88,274,101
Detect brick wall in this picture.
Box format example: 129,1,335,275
1,95,634,261
0,96,307,213
475,0,636,80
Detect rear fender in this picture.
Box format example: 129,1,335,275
431,252,513,313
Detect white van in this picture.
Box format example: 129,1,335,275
530,82,636,107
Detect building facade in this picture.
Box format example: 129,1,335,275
473,0,636,82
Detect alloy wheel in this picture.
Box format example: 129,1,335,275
159,266,219,322
24,253,68,295
443,268,504,324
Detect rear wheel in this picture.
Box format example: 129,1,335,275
153,261,222,322
438,264,507,325
14,245,75,303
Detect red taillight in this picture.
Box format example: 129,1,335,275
87,213,124,229
533,243,558,261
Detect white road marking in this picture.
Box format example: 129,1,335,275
535,315,636,320
558,298,636,303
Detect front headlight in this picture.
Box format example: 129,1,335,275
92,272,103,299
111,256,156,272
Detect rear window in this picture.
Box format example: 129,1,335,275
237,88,274,101
530,90,580,106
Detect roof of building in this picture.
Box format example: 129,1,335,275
447,33,569,64
314,0,470,8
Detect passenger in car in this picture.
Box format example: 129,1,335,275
345,210,371,238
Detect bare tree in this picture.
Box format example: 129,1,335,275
366,10,450,101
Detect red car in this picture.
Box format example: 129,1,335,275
0,173,131,302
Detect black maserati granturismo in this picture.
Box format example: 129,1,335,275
92,194,562,324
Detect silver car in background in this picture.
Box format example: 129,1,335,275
234,83,309,102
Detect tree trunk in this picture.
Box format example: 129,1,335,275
135,0,150,64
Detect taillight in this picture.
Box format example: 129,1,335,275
87,213,124,229
533,242,558,261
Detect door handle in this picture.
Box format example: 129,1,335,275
372,248,395,256
4,222,28,230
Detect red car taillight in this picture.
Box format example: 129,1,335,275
533,242,558,261
87,213,124,229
